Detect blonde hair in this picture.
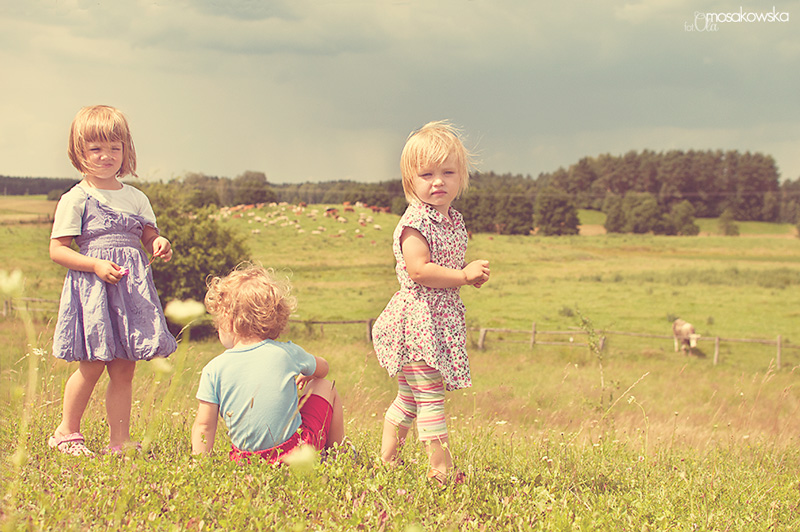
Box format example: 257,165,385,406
68,105,137,178
204,264,296,341
400,120,473,204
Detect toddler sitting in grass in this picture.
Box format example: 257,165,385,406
191,264,344,462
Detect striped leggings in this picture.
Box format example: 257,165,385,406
384,361,447,442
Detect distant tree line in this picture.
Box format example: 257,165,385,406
3,148,799,237
0,176,79,198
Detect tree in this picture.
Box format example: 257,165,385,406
602,194,625,233
233,171,276,206
534,187,580,236
662,200,700,236
183,173,221,208
622,192,661,234
140,183,251,306
493,187,533,235
718,208,740,236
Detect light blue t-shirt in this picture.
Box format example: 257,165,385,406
196,339,317,451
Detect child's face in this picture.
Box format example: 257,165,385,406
412,154,461,216
83,140,123,181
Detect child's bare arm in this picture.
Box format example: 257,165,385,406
191,400,220,455
50,236,125,284
401,228,490,288
141,226,173,262
296,356,329,389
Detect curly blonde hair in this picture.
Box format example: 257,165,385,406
204,264,296,341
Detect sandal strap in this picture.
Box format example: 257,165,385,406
49,433,94,456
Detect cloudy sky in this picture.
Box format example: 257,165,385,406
1,0,798,185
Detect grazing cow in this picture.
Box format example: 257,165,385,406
672,319,700,354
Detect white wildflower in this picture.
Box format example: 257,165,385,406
164,299,206,326
150,357,173,374
283,444,318,473
0,269,24,296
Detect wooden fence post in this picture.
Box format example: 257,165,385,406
530,322,536,349
366,319,374,343
478,328,488,350
714,337,720,365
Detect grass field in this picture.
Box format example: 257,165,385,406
2,196,800,530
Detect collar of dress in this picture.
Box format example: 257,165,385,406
414,202,456,227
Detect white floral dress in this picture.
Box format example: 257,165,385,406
372,202,471,391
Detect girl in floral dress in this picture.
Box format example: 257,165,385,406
372,121,490,485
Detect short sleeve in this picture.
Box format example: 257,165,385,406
285,341,317,376
123,184,158,228
51,186,87,239
196,362,221,405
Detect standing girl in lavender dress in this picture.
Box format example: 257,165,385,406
47,105,177,456
372,121,490,485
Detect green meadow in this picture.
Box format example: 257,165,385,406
2,197,800,530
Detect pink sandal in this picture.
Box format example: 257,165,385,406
48,432,94,457
428,468,466,487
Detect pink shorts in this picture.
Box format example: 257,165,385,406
229,394,333,464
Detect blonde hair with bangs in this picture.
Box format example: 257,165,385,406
68,105,137,178
400,120,473,204
204,264,296,341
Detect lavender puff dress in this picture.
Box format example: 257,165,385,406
52,193,177,362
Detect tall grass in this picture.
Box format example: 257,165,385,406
2,200,800,530
3,320,800,530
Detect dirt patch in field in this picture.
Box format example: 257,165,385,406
0,197,57,224
578,224,606,236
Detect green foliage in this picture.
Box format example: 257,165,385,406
495,188,534,235
663,200,700,236
391,196,407,215
534,187,579,236
232,171,276,206
602,194,625,233
622,192,661,234
142,183,251,304
718,208,740,236
602,194,700,235
0,175,78,196
3,200,800,529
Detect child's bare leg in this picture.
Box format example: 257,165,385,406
105,359,136,447
54,360,106,437
381,418,410,465
425,436,453,475
303,378,345,447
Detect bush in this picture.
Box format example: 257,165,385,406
602,195,625,233
662,200,700,236
622,192,661,234
718,208,740,236
142,184,251,307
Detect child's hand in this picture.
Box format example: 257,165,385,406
94,260,125,284
296,374,315,390
151,236,173,263
462,260,490,287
